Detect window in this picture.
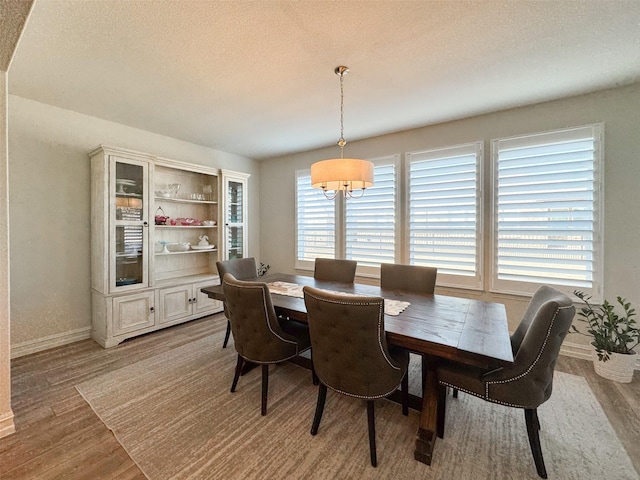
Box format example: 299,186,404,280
491,124,603,298
407,143,483,289
295,170,335,269
345,156,399,275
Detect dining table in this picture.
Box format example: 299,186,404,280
201,272,514,466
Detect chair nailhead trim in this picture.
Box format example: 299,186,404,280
487,304,573,407
441,303,574,410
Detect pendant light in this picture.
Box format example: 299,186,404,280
310,66,374,200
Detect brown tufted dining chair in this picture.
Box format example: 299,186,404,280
222,273,312,416
216,257,258,348
313,258,357,283
436,285,575,479
303,286,409,467
380,263,437,294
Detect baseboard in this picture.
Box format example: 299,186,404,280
560,340,640,370
0,410,15,438
11,327,92,359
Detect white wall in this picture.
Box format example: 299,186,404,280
259,82,640,356
8,96,260,354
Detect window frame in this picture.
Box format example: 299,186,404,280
405,141,484,290
490,123,604,300
294,168,337,271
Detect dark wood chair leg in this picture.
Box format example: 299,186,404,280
261,364,269,416
436,384,447,438
453,388,458,398
311,383,327,435
533,408,541,430
367,400,377,467
222,320,231,348
401,371,409,416
525,408,548,479
230,354,243,392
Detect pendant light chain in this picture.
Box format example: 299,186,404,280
337,67,347,158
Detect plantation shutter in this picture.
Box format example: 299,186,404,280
345,157,398,267
491,124,603,297
295,171,335,265
407,143,482,289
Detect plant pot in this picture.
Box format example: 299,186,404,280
592,349,637,383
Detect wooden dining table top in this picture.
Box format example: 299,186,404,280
201,272,514,368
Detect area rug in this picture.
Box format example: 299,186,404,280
76,333,639,480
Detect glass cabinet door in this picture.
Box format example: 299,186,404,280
112,158,149,291
222,172,249,261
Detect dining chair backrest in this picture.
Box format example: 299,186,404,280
216,257,257,281
303,286,405,398
313,258,357,283
380,263,437,294
484,285,575,407
222,273,300,363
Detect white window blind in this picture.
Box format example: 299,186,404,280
295,171,335,267
407,143,482,289
491,124,603,297
345,156,398,269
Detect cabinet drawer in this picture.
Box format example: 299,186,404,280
112,292,155,335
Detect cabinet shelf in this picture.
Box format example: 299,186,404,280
154,197,217,205
155,249,218,256
155,225,218,229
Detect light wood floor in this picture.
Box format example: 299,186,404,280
1,314,638,479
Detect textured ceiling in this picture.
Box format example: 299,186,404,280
8,0,640,159
0,0,33,71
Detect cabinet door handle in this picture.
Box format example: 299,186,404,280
150,306,155,313
192,297,197,303
143,221,149,227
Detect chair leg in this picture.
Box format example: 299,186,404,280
525,408,548,479
230,354,243,392
437,384,447,438
401,371,409,416
222,319,231,348
311,362,319,386
532,408,541,431
453,388,458,398
311,383,327,435
261,364,269,416
367,400,377,467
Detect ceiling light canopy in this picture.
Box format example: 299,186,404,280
311,66,374,200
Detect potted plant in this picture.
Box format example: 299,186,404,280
572,290,639,383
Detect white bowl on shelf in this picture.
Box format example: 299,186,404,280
166,242,190,252
202,220,216,226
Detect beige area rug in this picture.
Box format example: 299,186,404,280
76,333,639,480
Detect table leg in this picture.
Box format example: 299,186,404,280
414,354,438,465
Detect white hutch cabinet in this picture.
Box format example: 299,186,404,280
90,145,237,347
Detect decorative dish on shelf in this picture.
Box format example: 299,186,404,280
174,217,201,226
191,244,215,250
166,242,190,252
